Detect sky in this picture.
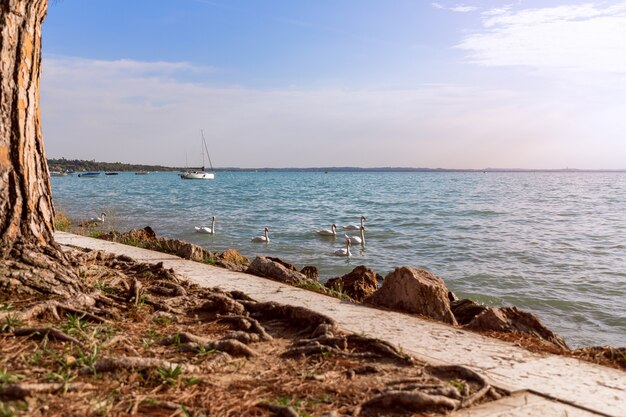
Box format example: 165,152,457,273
41,0,626,169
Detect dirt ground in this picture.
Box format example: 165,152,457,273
0,247,505,417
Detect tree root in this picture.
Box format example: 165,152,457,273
160,332,257,358
216,314,272,341
360,390,458,414
221,331,264,344
148,280,187,297
241,301,336,335
197,293,246,316
256,402,300,417
80,356,200,375
346,335,414,365
127,278,143,305
0,382,95,400
294,335,348,350
16,300,108,324
13,327,83,347
427,365,491,408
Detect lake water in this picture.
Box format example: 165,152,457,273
51,171,626,348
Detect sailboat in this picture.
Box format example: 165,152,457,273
180,129,215,180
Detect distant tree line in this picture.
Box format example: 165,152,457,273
47,158,178,173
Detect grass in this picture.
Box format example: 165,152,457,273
54,211,71,232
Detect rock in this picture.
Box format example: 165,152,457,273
451,299,488,325
267,257,298,272
325,266,378,302
366,267,457,325
157,238,214,263
215,260,248,273
220,248,249,264
465,307,568,349
246,257,307,285
300,266,319,282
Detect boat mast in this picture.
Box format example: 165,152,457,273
201,129,214,172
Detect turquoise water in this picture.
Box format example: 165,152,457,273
51,171,626,348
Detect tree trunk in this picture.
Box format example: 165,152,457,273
0,0,53,256
1,0,83,296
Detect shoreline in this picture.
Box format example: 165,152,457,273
86,225,624,364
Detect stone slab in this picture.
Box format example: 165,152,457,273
55,232,626,417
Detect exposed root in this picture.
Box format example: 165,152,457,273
0,382,96,400
256,402,300,417
216,314,273,341
127,278,143,305
148,280,187,297
282,342,344,358
360,391,458,414
197,293,246,316
12,327,83,347
427,365,491,408
221,330,264,344
80,356,200,375
241,301,337,335
346,335,415,364
160,332,257,358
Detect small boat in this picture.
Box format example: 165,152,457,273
50,171,68,177
181,130,216,180
77,172,100,178
105,172,119,176
135,171,149,175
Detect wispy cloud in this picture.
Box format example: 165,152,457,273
40,55,626,169
458,2,626,75
432,2,477,13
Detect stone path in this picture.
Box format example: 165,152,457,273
55,232,626,417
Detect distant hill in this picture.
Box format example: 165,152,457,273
47,158,178,173
47,159,625,173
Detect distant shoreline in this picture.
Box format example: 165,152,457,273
47,159,625,174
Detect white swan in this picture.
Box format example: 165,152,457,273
316,224,337,237
345,226,365,245
91,212,107,223
342,215,366,230
251,227,270,243
80,212,106,227
334,239,352,257
195,216,216,234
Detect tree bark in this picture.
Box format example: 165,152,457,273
0,0,84,297
0,0,53,257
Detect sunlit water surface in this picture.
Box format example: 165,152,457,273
51,171,626,347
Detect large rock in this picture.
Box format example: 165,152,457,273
465,307,568,349
158,238,214,263
216,248,249,272
300,266,319,282
451,299,488,325
246,256,307,285
325,266,378,302
367,267,457,325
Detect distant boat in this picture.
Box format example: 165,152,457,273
50,171,68,177
135,171,149,175
105,172,119,175
180,129,215,180
77,172,100,178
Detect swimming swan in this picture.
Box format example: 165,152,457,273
345,225,365,245
342,215,366,231
80,212,106,227
334,239,352,257
316,224,337,237
252,227,270,243
195,216,216,234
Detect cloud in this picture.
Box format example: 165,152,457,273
458,2,626,74
432,3,477,13
40,55,626,169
